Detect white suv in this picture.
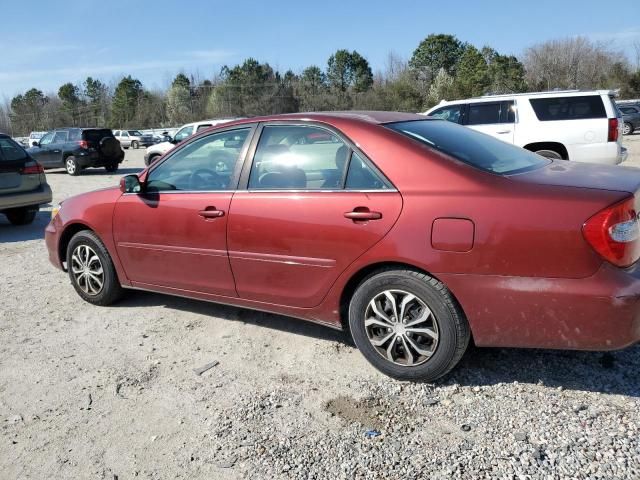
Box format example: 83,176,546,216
423,90,627,165
143,118,238,166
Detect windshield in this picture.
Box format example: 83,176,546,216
128,130,143,136
386,120,550,175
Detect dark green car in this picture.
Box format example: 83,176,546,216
0,134,52,225
27,127,124,175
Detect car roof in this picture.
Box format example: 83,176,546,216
214,111,426,127
427,90,616,110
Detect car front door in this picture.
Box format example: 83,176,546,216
227,123,403,308
30,131,56,167
49,130,68,166
113,126,255,295
464,101,515,144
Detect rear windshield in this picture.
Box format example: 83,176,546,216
386,120,549,175
83,129,114,143
0,137,28,162
529,95,606,121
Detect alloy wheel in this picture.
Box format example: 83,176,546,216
66,158,76,174
70,245,104,296
364,289,439,366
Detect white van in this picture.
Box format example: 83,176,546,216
423,90,627,164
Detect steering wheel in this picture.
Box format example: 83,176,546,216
189,168,225,190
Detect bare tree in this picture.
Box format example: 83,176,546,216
523,36,627,90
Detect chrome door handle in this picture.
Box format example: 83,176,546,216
496,130,511,134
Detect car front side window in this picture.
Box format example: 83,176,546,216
430,105,463,124
146,128,250,192
174,126,194,142
39,132,54,146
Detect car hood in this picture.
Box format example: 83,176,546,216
146,141,173,154
510,160,640,195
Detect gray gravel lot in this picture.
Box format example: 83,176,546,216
1,139,640,479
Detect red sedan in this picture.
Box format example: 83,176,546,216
45,112,640,381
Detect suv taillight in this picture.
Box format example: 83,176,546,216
77,140,89,149
583,196,640,267
21,162,44,175
608,118,619,142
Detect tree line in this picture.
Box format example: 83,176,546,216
2,34,639,136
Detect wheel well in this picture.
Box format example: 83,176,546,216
338,262,465,330
523,142,568,159
58,223,92,269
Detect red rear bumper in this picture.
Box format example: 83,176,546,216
441,262,640,351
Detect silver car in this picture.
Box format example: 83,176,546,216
113,130,155,149
0,134,52,225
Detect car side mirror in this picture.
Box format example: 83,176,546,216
120,174,142,194
33,141,40,147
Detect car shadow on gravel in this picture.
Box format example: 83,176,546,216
115,290,352,344
0,210,50,243
451,345,640,397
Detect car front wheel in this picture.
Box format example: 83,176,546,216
5,207,37,225
349,269,470,382
131,140,139,149
66,230,123,306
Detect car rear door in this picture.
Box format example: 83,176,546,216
464,101,515,143
227,123,403,308
113,126,255,296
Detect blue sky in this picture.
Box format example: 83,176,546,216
1,0,639,97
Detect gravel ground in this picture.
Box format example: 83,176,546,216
1,139,640,479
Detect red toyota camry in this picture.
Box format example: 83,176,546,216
45,112,640,381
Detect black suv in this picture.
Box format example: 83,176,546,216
27,128,124,175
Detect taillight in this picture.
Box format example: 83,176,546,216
583,196,640,267
21,162,44,175
608,118,619,142
77,140,89,149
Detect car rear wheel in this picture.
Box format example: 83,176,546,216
105,163,118,173
623,123,633,135
131,140,139,149
65,156,80,175
5,207,38,225
535,149,563,160
349,269,470,382
66,230,123,306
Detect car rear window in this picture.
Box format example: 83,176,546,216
0,137,28,162
386,120,550,175
529,95,606,121
83,129,114,143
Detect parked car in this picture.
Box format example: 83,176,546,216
27,128,124,175
618,104,640,135
113,130,154,149
424,90,627,164
27,131,47,147
143,119,237,166
0,134,52,225
45,112,640,382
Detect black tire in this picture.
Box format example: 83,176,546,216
623,123,633,135
534,149,563,160
131,140,139,149
348,269,470,382
105,163,118,173
66,230,123,306
65,156,80,175
5,207,37,225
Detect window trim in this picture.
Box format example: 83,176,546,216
141,123,258,194
238,121,396,193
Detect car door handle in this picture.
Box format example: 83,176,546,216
52,149,61,153
344,209,382,221
496,130,511,134
198,208,225,219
